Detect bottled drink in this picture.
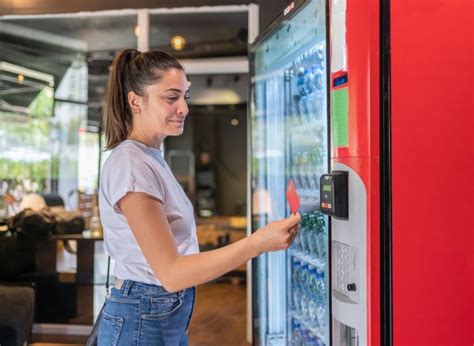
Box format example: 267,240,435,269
313,64,325,121
299,329,309,346
306,69,317,120
296,67,308,123
316,271,327,328
292,260,302,313
299,214,308,253
315,214,326,260
307,335,319,346
293,220,302,251
308,267,319,324
307,214,318,257
300,264,310,318
291,319,301,346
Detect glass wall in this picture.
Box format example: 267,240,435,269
0,14,138,213
1,6,254,326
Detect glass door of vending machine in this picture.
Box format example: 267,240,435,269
250,1,330,345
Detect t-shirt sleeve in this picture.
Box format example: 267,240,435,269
105,153,165,213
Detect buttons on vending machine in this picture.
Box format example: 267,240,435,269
319,171,349,219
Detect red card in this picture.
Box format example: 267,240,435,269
286,179,300,214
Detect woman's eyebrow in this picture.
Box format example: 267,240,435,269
164,88,184,93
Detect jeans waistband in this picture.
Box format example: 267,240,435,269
114,278,194,296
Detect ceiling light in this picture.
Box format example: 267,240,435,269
231,118,239,126
171,35,186,51
134,25,140,37
17,74,24,82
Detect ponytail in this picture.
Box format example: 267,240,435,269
104,49,138,150
103,49,183,150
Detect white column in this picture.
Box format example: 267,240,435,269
248,4,260,44
137,9,150,52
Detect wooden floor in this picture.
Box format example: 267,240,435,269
189,282,249,346
30,281,249,345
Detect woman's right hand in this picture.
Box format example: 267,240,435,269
250,213,301,256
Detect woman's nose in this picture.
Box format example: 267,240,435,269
177,98,189,116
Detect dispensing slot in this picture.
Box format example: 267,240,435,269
333,318,359,346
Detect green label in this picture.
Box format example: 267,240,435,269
331,88,349,147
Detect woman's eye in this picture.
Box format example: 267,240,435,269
167,96,179,102
185,95,191,100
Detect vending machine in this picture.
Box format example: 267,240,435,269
250,1,333,345
249,0,472,345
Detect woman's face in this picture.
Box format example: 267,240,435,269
133,68,189,140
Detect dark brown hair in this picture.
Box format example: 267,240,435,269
104,49,184,150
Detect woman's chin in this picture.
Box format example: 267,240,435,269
168,127,184,136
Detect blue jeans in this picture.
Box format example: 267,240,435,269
98,280,195,346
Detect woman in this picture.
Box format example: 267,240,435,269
98,49,300,345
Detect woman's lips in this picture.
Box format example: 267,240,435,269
169,119,185,126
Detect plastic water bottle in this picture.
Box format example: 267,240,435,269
307,335,319,346
316,271,327,328
314,66,325,120
298,214,307,253
291,319,301,346
306,72,317,120
307,214,318,257
292,260,302,313
300,264,309,318
292,260,301,285
293,224,302,251
315,214,326,260
299,329,309,346
308,267,319,324
299,72,311,123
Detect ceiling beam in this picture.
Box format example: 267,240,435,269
1,75,48,88
0,86,39,96
0,61,54,84
0,0,252,16
0,22,87,51
180,56,248,74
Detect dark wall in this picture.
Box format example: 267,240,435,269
214,108,247,216
165,116,194,152
191,106,247,216
0,0,290,34
166,106,247,216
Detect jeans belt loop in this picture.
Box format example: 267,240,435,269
114,278,124,290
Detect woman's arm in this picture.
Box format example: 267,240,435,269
118,192,300,292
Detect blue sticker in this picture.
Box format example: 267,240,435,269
333,74,348,87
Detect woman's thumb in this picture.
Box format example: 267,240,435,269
284,213,301,228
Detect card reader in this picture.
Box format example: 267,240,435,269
320,171,349,219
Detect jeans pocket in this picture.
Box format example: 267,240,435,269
185,288,196,333
142,292,183,320
100,311,124,346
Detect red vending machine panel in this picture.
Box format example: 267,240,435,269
329,0,380,345
391,0,474,345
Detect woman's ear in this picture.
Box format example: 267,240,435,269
128,91,142,114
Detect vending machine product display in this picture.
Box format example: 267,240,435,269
250,1,330,344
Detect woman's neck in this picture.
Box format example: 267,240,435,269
127,130,165,149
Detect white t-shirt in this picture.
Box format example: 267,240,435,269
99,139,199,286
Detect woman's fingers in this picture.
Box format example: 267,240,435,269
282,213,301,229
288,227,298,237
